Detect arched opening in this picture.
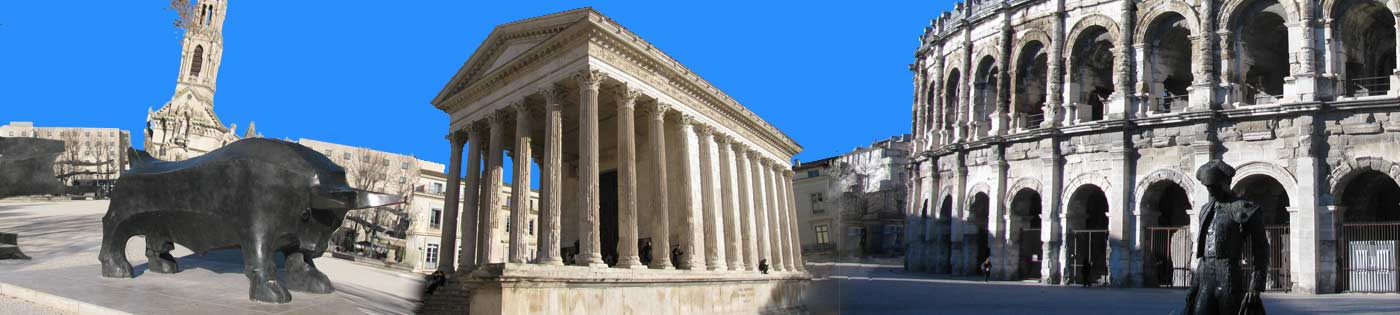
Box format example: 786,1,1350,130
1233,174,1293,290
1014,42,1048,130
1336,170,1400,292
972,57,999,139
1067,185,1110,285
1232,0,1289,104
944,70,962,140
1144,13,1195,114
1071,27,1114,123
190,45,205,79
1009,189,1044,280
967,192,991,276
1335,0,1397,97
1141,181,1192,287
937,195,954,273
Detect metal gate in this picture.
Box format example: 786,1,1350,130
1146,226,1192,287
1339,222,1400,293
1068,230,1108,286
1019,228,1042,280
1240,226,1292,291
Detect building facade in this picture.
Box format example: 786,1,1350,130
145,0,255,161
297,138,429,264
405,170,540,274
905,0,1400,294
795,135,913,258
421,8,809,314
1,121,131,195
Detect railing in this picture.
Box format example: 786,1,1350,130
1242,225,1292,292
1339,221,1400,293
1146,226,1192,287
1347,76,1391,98
1156,95,1189,114
1067,229,1109,286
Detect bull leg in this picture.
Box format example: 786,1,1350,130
98,222,133,278
282,250,334,294
242,242,291,303
144,237,179,274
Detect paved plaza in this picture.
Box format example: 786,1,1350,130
806,263,1400,314
0,200,423,315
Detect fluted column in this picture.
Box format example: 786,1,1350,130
697,125,727,270
438,131,465,272
772,164,793,271
615,86,644,269
576,70,606,268
719,136,744,270
783,170,805,271
479,112,506,264
536,86,564,265
677,115,704,270
751,153,773,268
762,160,785,272
459,125,484,270
646,103,674,269
508,102,533,263
735,145,758,270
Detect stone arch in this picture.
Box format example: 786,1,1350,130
1012,30,1053,74
1065,14,1122,55
1322,0,1400,21
1133,168,1198,215
937,185,956,219
1219,0,1301,32
1232,161,1301,208
1063,172,1118,217
1329,157,1400,199
1005,177,1045,210
968,180,991,210
1134,1,1203,44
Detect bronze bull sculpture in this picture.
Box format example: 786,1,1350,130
99,138,400,303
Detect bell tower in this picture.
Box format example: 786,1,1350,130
146,0,245,161
174,0,227,96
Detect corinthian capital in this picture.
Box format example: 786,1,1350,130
576,69,606,90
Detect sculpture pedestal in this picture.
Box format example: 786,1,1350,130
0,232,29,260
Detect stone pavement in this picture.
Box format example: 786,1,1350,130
804,262,1400,315
0,200,423,314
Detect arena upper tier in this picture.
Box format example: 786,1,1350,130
903,0,1400,294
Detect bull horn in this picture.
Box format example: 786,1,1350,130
353,190,403,209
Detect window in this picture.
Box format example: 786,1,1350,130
529,220,535,235
361,155,370,162
807,170,820,178
430,182,445,194
190,45,204,78
401,161,411,169
425,243,440,269
429,208,442,229
343,152,351,160
814,224,830,244
810,193,825,214
399,176,406,184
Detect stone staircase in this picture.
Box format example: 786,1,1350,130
415,271,477,314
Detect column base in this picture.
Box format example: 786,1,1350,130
615,258,646,269
649,264,676,270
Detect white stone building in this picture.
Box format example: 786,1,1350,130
905,0,1400,294
421,8,809,314
145,0,256,161
0,121,131,194
404,169,539,274
794,135,913,258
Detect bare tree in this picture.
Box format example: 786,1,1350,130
338,148,421,260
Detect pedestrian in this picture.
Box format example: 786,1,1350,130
671,244,683,269
640,240,653,266
424,271,447,295
982,258,991,282
759,259,770,274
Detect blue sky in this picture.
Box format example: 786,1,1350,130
1,1,941,170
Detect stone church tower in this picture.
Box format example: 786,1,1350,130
145,0,253,161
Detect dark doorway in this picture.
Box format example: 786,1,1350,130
1068,185,1110,286
1338,171,1400,292
938,196,954,273
1234,174,1293,291
600,171,619,267
969,193,991,276
1010,189,1043,280
1143,182,1192,287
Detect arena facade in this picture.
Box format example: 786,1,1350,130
903,0,1400,294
